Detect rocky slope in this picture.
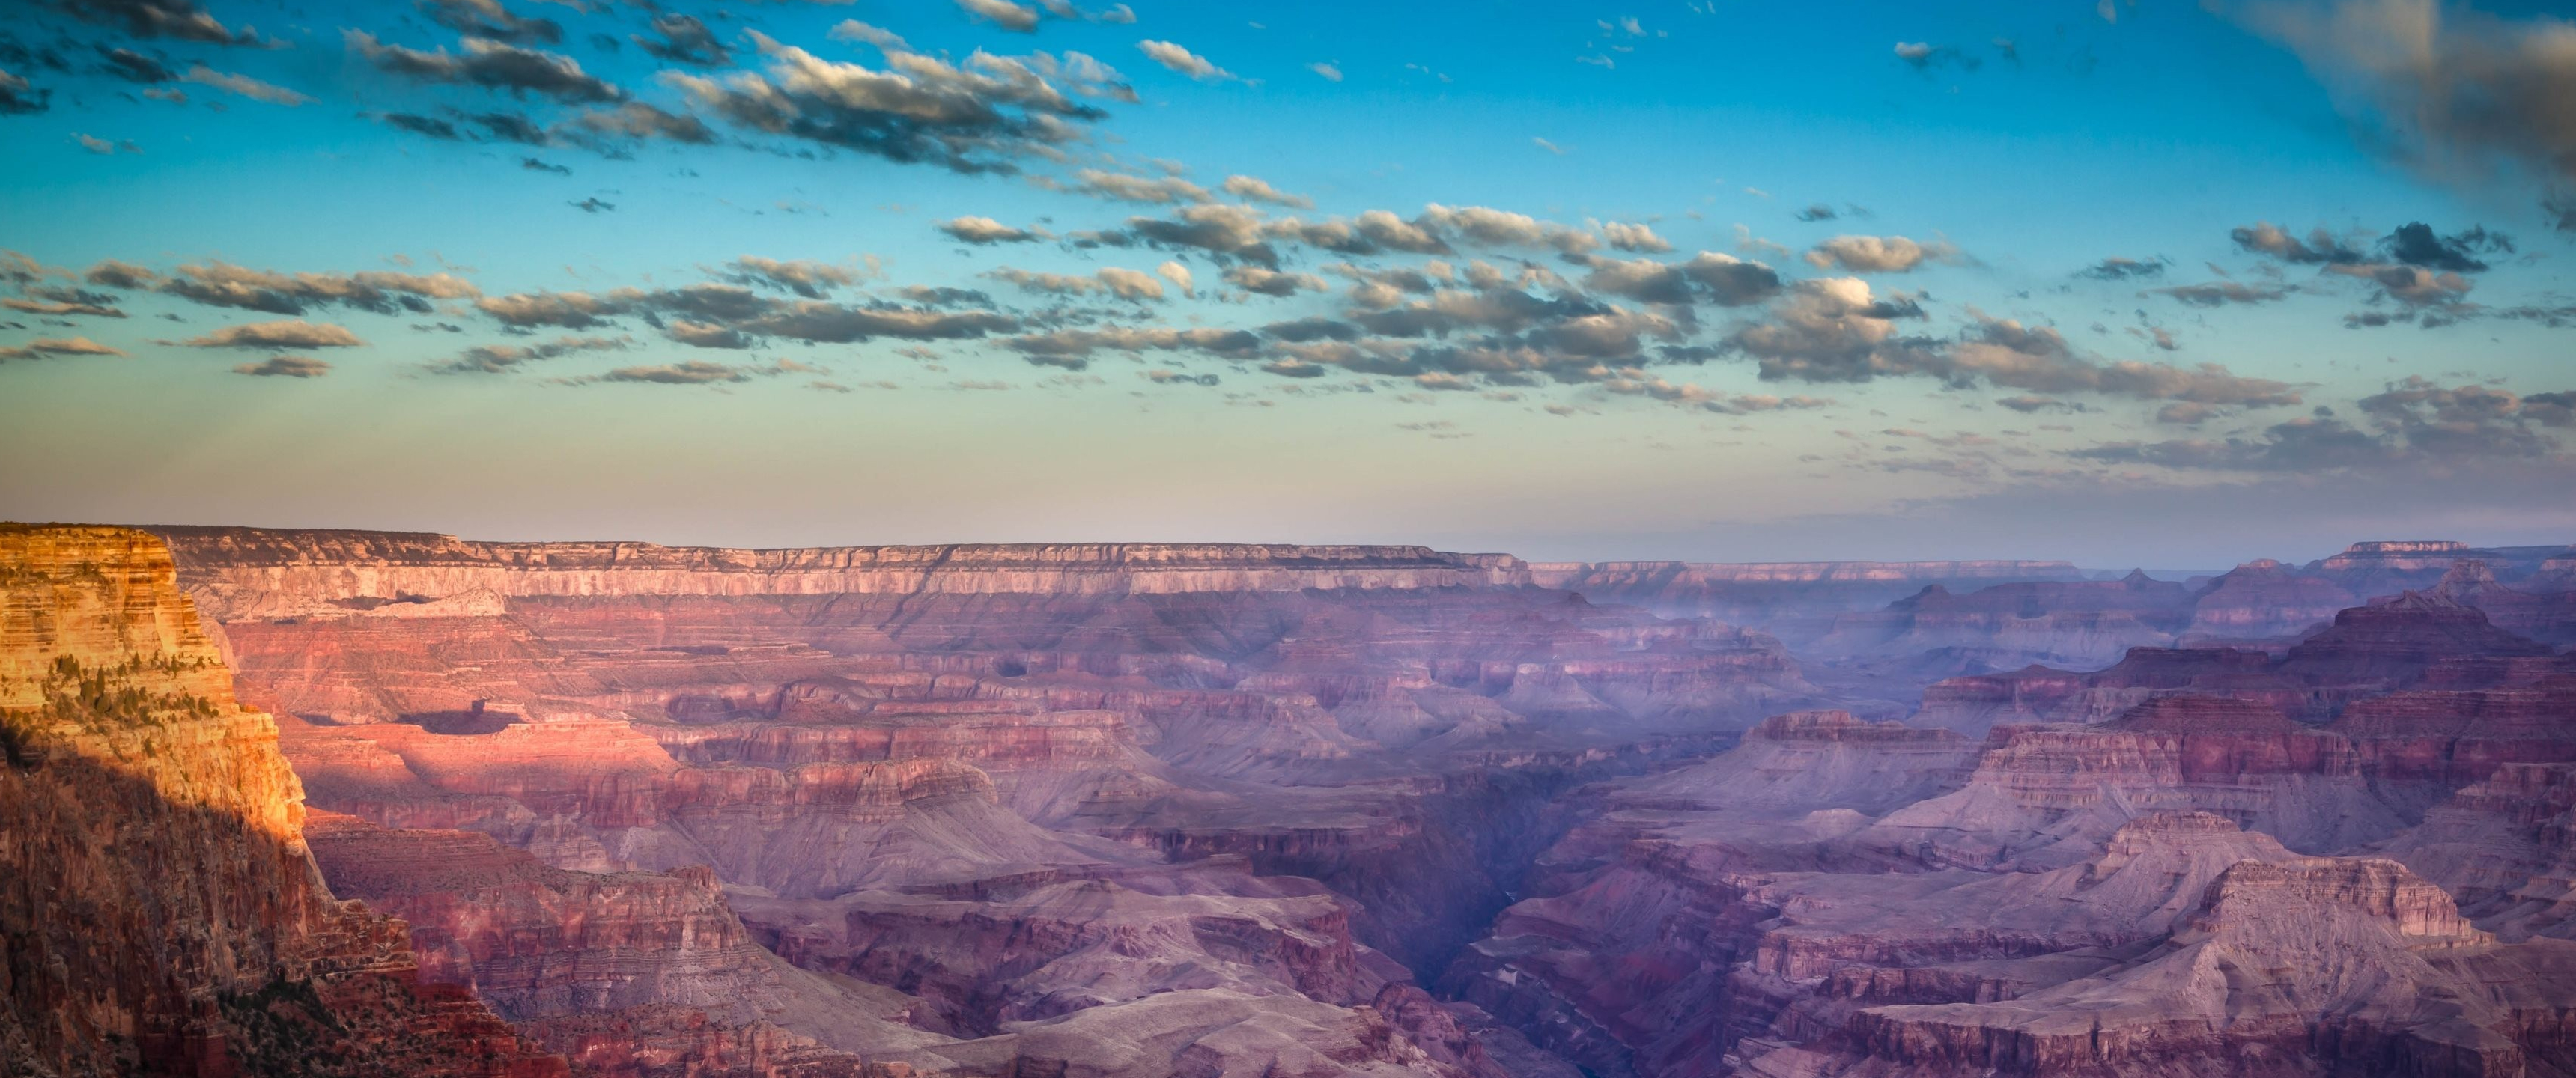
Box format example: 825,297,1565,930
34,524,2575,1078
1440,570,2576,1078
0,525,565,1078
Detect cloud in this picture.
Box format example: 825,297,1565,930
476,289,633,328
98,47,175,85
1,284,126,318
634,14,729,67
1004,326,1263,368
420,0,562,46
1138,40,1236,82
1796,204,1838,222
2079,255,2168,280
566,101,717,145
431,334,626,374
1722,277,1935,382
1533,136,1565,155
1222,174,1313,209
666,33,1111,173
1574,251,1782,307
2230,220,2366,264
1221,265,1325,296
54,0,260,45
1894,41,1980,71
1948,314,2303,405
958,0,1040,32
1599,372,1834,415
1997,395,2091,413
180,65,309,105
181,320,365,349
2076,377,2571,472
2223,0,2576,228
348,32,625,104
829,20,908,51
1088,203,1281,264
2154,281,2292,307
2382,221,2512,272
938,216,1044,243
1154,261,1194,296
570,197,614,213
1802,234,1958,273
722,255,874,299
115,261,481,316
988,266,1164,301
1419,204,1599,254
82,260,156,290
594,359,756,385
1598,221,1671,253
738,302,1018,344
1309,61,1343,82
0,68,47,115
0,336,124,362
231,354,329,377
1060,168,1212,204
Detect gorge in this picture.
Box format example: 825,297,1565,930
7,523,2575,1077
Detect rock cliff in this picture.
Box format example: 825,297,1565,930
0,525,565,1078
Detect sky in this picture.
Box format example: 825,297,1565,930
1,0,2573,567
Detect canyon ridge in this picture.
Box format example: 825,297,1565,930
7,525,2575,1078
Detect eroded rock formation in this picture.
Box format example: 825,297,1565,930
0,525,565,1078
16,525,2573,1078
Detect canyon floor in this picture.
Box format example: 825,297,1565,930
8,526,2576,1077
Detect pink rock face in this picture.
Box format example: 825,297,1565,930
0,526,567,1078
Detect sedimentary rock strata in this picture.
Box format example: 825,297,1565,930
0,525,564,1077
15,526,2575,1078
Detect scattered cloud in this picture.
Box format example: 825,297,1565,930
1803,234,1959,273
958,0,1040,33
939,216,1045,243
232,354,329,377
180,320,366,349
2079,255,2168,281
1138,40,1236,82
721,255,875,299
0,336,124,362
433,333,627,374
2076,377,2572,472
174,64,309,105
94,261,481,317
2224,0,2576,229
347,31,624,104
420,0,562,46
54,0,262,46
634,14,729,67
1222,174,1313,209
667,33,1114,173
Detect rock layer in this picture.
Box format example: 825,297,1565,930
0,525,565,1078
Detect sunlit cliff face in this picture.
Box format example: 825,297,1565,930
4,0,2576,564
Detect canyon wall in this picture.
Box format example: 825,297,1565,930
0,525,565,1078
22,524,2574,1078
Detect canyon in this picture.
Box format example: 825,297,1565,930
5,525,2574,1077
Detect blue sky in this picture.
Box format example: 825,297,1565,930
2,0,2572,567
